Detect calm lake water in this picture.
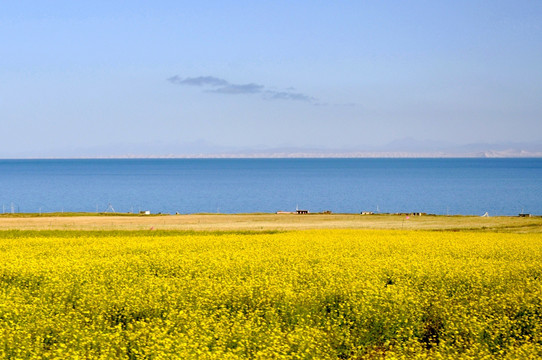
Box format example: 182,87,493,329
0,158,540,216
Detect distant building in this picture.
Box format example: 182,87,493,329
140,210,151,215
361,211,374,215
519,213,531,217
296,210,309,214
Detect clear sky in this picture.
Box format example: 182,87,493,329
1,1,541,156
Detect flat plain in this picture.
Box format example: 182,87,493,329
1,213,541,232
1,214,541,359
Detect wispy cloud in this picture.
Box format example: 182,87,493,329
264,90,315,102
168,75,316,103
210,83,264,94
167,76,229,87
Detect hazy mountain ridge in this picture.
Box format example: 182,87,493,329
3,139,542,158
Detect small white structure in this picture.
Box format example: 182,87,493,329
140,210,151,215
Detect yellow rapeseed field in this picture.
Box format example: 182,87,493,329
0,229,541,359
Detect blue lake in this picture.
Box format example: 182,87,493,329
0,158,540,216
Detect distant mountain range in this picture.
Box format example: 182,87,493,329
3,139,542,158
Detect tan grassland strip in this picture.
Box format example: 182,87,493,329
0,213,541,233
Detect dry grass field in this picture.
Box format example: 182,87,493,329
0,213,541,233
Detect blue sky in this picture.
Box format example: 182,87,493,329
1,1,541,156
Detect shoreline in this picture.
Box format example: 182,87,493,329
0,211,540,217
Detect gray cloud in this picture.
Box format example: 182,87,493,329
168,76,229,87
210,83,264,94
168,75,316,103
